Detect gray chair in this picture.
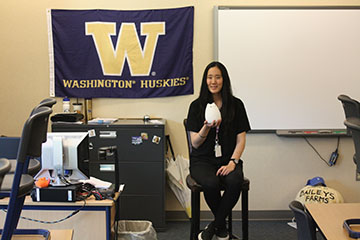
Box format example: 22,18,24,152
0,106,52,240
183,119,249,240
289,200,317,240
30,98,57,115
0,98,57,178
338,95,360,164
344,117,360,173
338,94,360,119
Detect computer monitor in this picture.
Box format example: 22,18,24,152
35,132,90,185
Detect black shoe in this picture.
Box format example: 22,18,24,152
215,226,229,240
198,222,215,240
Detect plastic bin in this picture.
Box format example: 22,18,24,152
117,220,157,240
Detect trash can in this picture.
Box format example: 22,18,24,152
117,220,157,240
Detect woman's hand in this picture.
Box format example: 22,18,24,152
190,119,222,149
205,119,222,128
216,161,236,176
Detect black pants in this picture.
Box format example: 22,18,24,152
190,160,244,229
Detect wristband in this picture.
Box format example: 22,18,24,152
231,158,239,165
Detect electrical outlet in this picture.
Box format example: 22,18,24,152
356,171,360,181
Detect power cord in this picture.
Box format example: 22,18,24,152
77,183,116,201
76,183,118,238
303,136,340,167
9,183,116,225
1,199,86,224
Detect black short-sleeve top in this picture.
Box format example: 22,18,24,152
186,97,251,165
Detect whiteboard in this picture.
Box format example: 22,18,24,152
215,7,360,130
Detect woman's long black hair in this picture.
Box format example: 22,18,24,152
198,61,235,127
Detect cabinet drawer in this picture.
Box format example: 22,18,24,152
119,162,164,195
89,162,117,184
116,129,164,162
87,128,164,163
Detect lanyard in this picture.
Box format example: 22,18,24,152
215,126,219,145
214,126,222,157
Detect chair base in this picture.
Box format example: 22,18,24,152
187,175,249,240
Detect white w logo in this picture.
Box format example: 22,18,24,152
85,22,165,76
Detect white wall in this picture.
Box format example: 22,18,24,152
1,0,360,212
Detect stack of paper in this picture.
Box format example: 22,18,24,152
87,118,118,124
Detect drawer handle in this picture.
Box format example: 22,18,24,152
99,131,117,138
99,164,115,172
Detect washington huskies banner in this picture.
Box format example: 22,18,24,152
47,7,194,98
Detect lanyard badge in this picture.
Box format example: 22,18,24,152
214,126,222,157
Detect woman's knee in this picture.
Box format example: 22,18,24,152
224,171,244,187
201,177,221,190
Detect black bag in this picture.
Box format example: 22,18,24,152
51,113,84,122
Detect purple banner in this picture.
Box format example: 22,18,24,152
48,7,194,98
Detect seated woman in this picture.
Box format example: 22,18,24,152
186,61,251,240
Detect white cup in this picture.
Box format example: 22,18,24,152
73,103,82,114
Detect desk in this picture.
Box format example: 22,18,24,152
47,229,73,240
306,203,360,240
0,194,118,240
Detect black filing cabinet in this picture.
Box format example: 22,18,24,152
52,119,166,230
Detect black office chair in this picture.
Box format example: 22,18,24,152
344,117,360,174
337,94,360,119
30,98,57,115
289,200,317,240
338,94,360,164
0,106,52,240
28,98,57,172
183,119,249,240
